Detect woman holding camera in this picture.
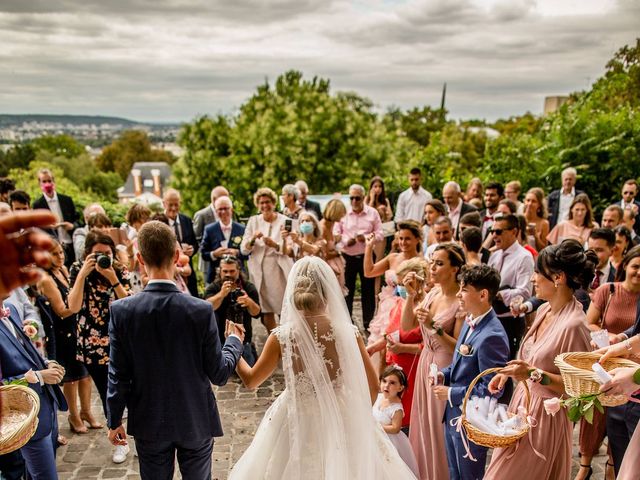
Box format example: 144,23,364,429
241,187,294,333
68,231,130,429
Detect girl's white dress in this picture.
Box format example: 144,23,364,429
373,394,420,477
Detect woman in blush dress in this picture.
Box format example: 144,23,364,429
364,221,422,358
485,240,597,480
547,194,597,247
402,242,466,480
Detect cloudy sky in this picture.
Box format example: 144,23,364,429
0,0,637,122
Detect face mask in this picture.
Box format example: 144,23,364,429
299,223,313,235
41,183,55,196
396,286,408,299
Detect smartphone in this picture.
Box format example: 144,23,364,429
284,219,292,232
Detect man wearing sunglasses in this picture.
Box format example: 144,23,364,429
335,184,383,329
487,214,534,366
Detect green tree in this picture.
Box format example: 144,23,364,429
96,130,175,180
30,134,86,158
174,71,419,216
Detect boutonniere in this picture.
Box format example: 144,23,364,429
231,236,242,247
0,304,10,320
458,344,473,357
22,321,40,341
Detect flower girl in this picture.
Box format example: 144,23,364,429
372,365,419,477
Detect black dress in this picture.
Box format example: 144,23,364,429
49,271,88,382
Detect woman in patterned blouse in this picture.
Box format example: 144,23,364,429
68,230,131,416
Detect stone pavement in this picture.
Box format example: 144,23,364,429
55,300,610,479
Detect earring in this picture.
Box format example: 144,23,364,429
554,281,559,288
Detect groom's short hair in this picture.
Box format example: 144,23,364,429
138,221,177,269
458,264,501,302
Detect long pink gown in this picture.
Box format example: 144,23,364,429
618,422,640,480
409,287,458,480
485,298,591,480
368,271,401,346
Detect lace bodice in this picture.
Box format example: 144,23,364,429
274,323,360,399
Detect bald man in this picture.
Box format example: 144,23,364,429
193,186,230,243
442,181,477,239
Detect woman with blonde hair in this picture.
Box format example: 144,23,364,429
229,256,417,479
320,198,348,295
523,187,550,251
241,187,295,332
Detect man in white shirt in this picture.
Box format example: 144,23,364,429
547,167,583,229
443,181,476,239
32,168,79,266
394,167,432,223
487,214,534,362
425,216,453,260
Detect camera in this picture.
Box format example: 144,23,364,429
95,253,112,269
228,287,243,303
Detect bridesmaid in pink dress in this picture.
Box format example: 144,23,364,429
402,242,467,480
485,240,596,480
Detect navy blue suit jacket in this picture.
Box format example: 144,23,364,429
200,221,246,283
175,213,199,296
547,189,585,229
0,304,67,440
441,309,509,420
106,282,243,442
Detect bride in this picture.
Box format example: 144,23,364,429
228,256,416,479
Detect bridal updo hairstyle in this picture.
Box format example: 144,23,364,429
293,263,327,312
536,239,597,291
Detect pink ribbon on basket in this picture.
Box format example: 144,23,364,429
450,416,477,462
503,407,546,461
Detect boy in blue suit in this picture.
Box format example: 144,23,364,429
433,265,509,480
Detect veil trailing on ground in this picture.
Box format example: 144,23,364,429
277,256,381,478
229,256,416,479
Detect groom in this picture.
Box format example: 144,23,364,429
434,265,509,480
106,220,244,479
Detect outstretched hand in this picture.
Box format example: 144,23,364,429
0,211,57,297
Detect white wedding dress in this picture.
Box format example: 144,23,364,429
229,257,416,480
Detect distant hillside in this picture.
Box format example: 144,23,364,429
0,114,141,126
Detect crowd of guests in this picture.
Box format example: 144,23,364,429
1,165,640,480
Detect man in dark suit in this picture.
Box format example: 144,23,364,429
193,186,230,243
200,196,246,285
107,220,244,480
32,168,80,267
478,181,503,239
443,181,477,239
295,180,322,220
588,228,617,289
616,179,640,236
163,188,200,296
0,292,68,479
547,167,584,229
433,265,509,480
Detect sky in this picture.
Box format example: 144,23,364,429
0,0,638,123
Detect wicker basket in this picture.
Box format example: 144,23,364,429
460,367,531,448
0,385,40,455
554,352,639,407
